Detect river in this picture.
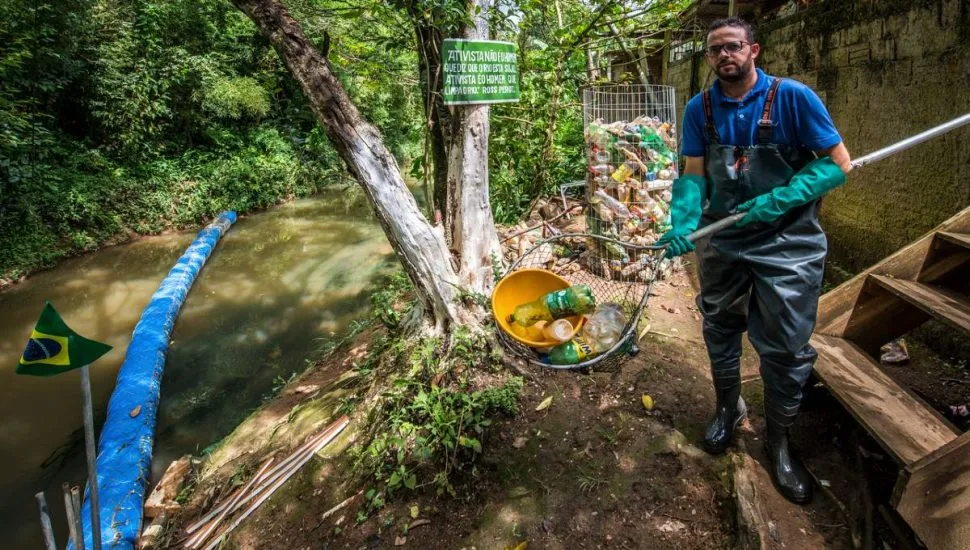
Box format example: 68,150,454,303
0,190,396,547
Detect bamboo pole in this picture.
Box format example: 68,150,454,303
63,483,81,548
198,418,349,550
71,486,85,550
185,458,274,549
185,417,347,535
35,491,57,550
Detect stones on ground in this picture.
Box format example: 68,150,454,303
513,436,529,449
655,518,687,533
144,455,192,518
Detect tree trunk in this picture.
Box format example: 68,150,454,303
586,46,600,81
444,0,503,297
607,21,651,87
231,0,473,333
413,21,452,225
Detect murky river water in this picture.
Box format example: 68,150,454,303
0,190,396,547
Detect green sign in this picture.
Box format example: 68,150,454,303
442,39,520,105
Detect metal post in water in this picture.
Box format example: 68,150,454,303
80,365,103,550
63,483,82,549
35,491,57,550
71,485,86,550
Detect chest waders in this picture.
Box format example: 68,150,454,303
695,78,824,504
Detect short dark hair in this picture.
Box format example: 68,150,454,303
708,16,755,43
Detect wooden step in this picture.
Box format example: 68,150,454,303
938,231,970,249
918,232,970,283
869,275,970,336
816,207,970,337
893,431,970,550
810,334,958,466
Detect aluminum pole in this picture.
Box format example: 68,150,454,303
851,112,970,168
686,112,970,242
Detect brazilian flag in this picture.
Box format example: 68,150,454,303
17,302,112,376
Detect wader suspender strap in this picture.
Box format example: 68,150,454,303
702,89,720,144
757,78,783,145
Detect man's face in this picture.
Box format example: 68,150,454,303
705,26,760,83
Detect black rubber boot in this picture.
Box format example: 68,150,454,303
764,412,813,504
702,375,747,455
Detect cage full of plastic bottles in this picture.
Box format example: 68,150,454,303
493,83,678,371
583,84,678,283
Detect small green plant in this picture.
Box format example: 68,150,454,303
578,470,607,495
356,375,524,506
447,281,489,308
264,372,297,401
598,428,619,446
337,394,359,415
490,252,505,283
370,271,413,329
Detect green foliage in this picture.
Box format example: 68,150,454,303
0,0,424,281
356,373,524,512
370,270,414,330
202,77,271,120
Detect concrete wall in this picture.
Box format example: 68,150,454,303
666,0,970,275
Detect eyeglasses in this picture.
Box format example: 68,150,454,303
705,41,749,57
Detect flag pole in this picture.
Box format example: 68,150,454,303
80,365,103,550
35,491,57,550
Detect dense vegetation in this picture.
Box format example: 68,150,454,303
0,0,686,281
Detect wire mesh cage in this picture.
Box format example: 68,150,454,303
583,84,679,283
495,84,678,372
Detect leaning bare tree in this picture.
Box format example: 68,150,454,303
230,0,501,337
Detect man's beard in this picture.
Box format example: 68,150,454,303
716,58,753,83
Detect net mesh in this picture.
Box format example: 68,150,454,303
582,84,678,283
495,84,678,371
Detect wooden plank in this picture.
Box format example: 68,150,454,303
938,232,970,249
811,334,957,466
816,207,970,336
894,431,970,550
870,276,970,335
918,233,970,283
841,277,929,357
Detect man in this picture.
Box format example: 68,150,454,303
658,17,852,504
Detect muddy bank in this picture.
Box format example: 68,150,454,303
152,267,863,549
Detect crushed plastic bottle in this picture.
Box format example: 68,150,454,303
544,304,627,365
593,189,631,219
508,284,596,327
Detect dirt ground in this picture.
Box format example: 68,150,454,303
170,262,880,550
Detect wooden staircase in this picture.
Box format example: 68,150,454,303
813,207,970,550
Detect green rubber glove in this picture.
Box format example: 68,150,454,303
657,174,707,259
736,157,846,227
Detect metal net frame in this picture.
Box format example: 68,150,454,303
496,232,667,371
496,84,678,371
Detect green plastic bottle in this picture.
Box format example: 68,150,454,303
544,338,594,365
508,284,596,327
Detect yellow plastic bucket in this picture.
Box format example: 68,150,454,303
492,268,585,348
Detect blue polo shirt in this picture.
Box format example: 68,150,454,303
681,68,842,157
